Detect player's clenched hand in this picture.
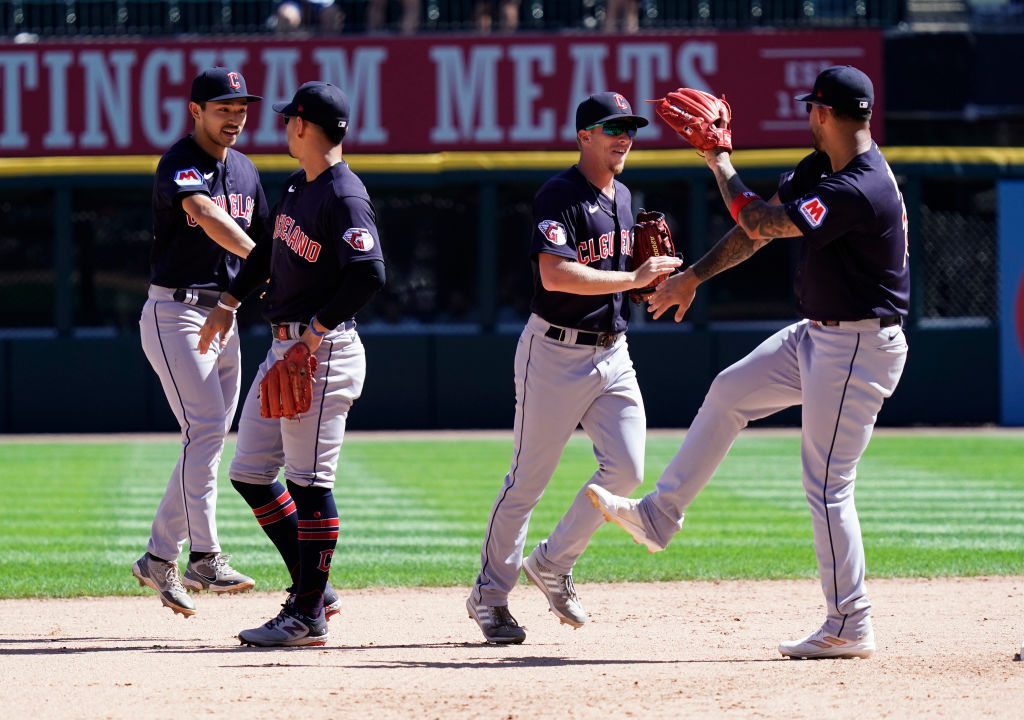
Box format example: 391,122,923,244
647,268,700,322
631,255,683,300
197,307,234,354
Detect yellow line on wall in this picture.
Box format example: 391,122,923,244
1,147,1023,177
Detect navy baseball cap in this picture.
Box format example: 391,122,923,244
190,67,261,103
273,82,350,131
575,92,649,131
795,65,874,114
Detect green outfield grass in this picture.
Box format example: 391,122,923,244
0,431,1021,598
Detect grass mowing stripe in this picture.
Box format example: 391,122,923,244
0,432,1021,597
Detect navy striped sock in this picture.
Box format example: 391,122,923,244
287,481,339,619
231,479,300,583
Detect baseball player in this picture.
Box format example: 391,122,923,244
133,67,268,617
199,82,386,647
588,66,909,659
466,92,683,644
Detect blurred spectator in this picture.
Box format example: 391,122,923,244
368,0,421,34
270,0,344,32
603,0,639,32
475,0,520,32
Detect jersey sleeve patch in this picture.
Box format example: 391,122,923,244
798,196,828,228
343,227,375,252
173,167,204,187
538,220,567,246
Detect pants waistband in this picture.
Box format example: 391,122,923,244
812,315,903,329
270,319,356,341
544,324,621,348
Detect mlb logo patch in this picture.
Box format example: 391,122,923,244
538,220,566,246
343,227,375,251
173,167,204,187
798,196,828,228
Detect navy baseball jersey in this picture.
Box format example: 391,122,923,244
261,161,384,324
778,144,910,321
529,165,635,333
151,135,269,289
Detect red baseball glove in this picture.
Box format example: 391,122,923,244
629,209,679,304
259,342,318,419
649,88,732,155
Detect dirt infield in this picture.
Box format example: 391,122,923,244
2,577,1021,719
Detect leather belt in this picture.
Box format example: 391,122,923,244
816,315,902,328
172,288,220,309
271,322,308,341
545,325,620,349
270,319,356,341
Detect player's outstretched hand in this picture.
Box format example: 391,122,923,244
632,255,683,301
197,307,234,354
647,268,700,322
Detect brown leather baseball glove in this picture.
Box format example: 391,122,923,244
629,209,679,304
648,88,732,155
259,342,318,419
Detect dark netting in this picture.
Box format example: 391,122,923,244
917,181,997,324
0,190,56,328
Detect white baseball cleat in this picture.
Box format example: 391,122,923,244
586,484,665,553
779,626,875,659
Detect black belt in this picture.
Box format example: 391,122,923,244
172,288,221,309
545,325,620,348
270,319,356,341
817,315,902,328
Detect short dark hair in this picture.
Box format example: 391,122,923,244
321,124,347,145
832,106,872,123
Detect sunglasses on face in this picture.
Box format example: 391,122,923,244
805,103,831,114
587,123,637,138
283,115,292,126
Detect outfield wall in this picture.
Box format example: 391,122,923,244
0,325,997,433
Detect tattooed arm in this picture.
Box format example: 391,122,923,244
647,223,774,322
706,149,802,240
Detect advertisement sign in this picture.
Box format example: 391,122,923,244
0,30,883,156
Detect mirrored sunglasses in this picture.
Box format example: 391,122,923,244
587,123,637,138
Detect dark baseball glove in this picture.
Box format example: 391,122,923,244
648,88,732,155
259,342,318,419
629,209,679,304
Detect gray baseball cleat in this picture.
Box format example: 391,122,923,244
131,552,196,617
182,553,255,593
778,626,875,659
522,546,586,628
586,484,665,553
466,592,526,644
238,599,328,647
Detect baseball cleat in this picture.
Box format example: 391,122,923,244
778,626,875,659
522,546,586,628
131,553,196,617
586,484,665,553
285,582,342,621
466,593,526,644
182,553,255,593
238,600,328,647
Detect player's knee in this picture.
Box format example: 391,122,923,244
596,465,644,494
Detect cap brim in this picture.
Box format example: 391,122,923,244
273,101,296,114
205,93,262,102
594,113,649,128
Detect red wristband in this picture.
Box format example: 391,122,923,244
729,191,759,223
